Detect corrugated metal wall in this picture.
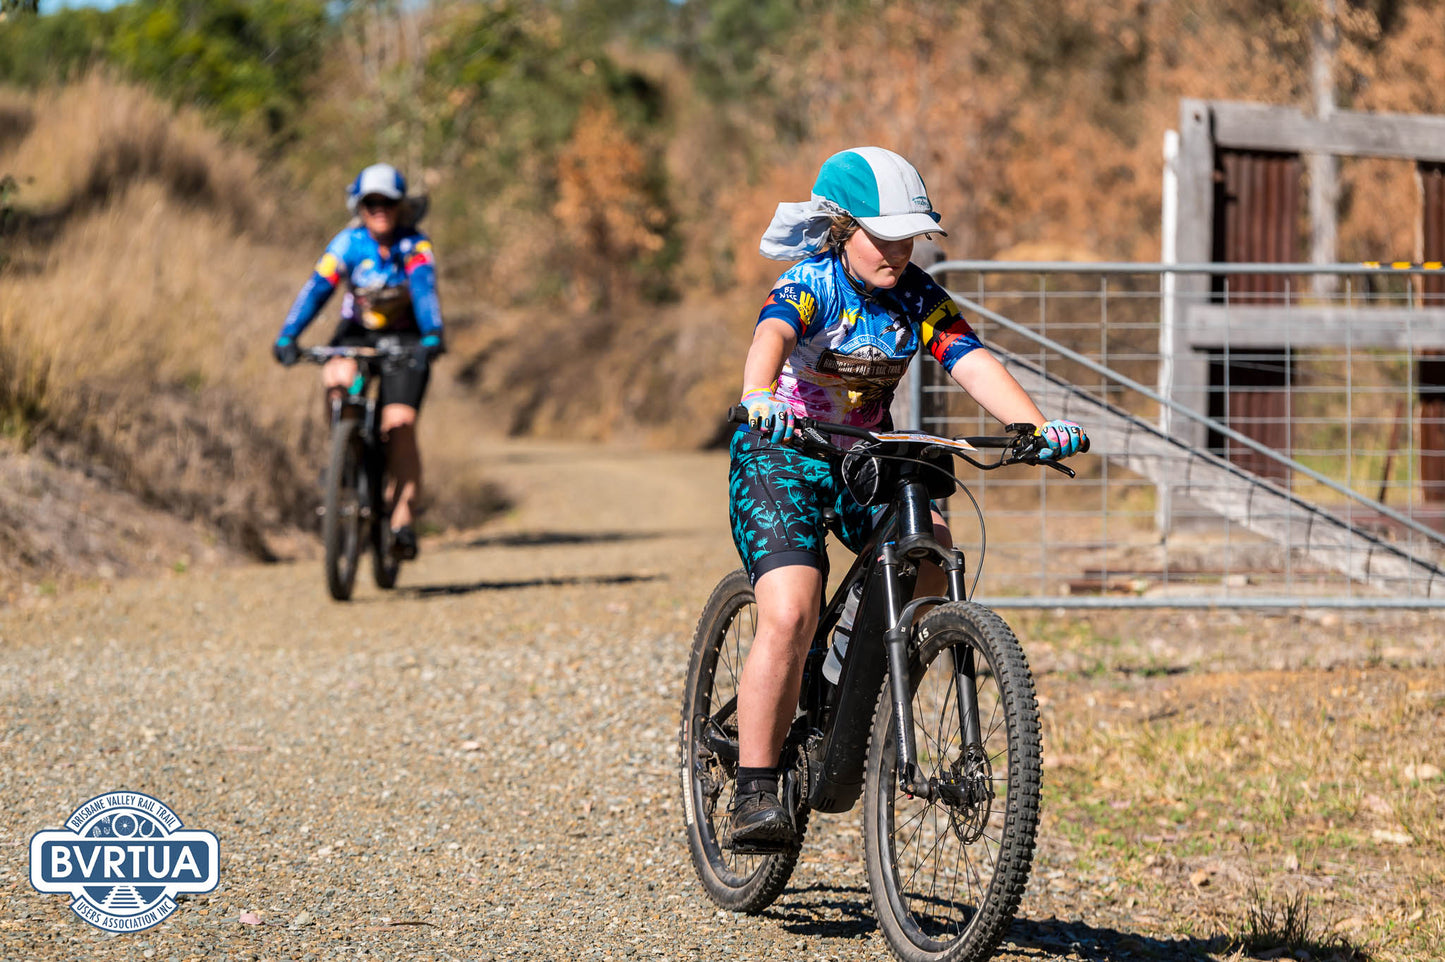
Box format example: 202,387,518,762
1209,150,1301,480
1419,162,1445,501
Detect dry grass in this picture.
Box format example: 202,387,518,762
446,287,756,449
1029,650,1445,961
0,75,506,576
0,74,282,233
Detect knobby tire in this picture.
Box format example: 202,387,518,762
863,602,1041,962
679,569,807,913
370,448,400,590
323,419,363,601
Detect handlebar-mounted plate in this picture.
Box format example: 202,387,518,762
871,432,977,453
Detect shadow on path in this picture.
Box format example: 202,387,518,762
766,883,875,939
1001,917,1224,959
761,891,1244,960
462,530,662,549
401,572,661,598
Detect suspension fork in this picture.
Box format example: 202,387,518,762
881,542,967,799
942,554,983,748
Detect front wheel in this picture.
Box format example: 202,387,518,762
679,569,806,914
863,602,1041,962
322,420,364,601
369,451,400,590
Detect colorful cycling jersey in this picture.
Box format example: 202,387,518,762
757,251,983,427
279,226,442,340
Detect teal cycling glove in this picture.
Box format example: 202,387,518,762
272,336,299,367
1038,419,1086,459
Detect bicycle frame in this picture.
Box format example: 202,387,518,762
306,343,418,444
714,412,1080,818
330,373,381,446
303,343,417,528
800,461,966,814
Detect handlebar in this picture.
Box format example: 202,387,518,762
726,405,1087,476
300,343,419,365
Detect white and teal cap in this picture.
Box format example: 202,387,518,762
759,146,944,261
812,146,945,241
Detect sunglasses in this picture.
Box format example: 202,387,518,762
361,195,399,212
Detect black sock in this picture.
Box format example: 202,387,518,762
736,766,779,797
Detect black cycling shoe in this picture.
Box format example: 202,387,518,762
390,525,418,561
725,790,794,852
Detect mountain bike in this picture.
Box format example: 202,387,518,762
679,412,1085,962
301,341,417,601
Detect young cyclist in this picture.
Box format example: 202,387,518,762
271,163,445,560
728,146,1087,848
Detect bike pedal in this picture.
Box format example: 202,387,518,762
721,837,793,855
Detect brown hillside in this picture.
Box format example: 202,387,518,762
0,76,504,592
6,1,1445,590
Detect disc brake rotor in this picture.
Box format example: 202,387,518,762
946,744,994,844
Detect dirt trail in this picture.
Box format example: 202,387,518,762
0,440,1439,961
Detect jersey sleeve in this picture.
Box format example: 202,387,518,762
278,232,351,340
400,234,442,336
907,270,988,369
756,281,821,338
921,298,983,371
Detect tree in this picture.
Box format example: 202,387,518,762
107,0,331,139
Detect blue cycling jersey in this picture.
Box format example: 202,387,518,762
279,226,442,340
756,251,983,428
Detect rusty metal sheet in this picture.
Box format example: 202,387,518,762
1209,150,1302,480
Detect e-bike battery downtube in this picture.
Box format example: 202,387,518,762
806,564,914,814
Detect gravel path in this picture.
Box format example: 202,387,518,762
0,441,904,962
1,440,1436,961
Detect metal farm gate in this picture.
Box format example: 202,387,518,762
905,261,1445,609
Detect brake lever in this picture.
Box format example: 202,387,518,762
1043,459,1077,479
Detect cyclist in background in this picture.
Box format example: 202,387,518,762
272,163,445,561
729,146,1087,848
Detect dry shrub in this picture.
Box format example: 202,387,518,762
553,100,668,308
1,175,325,554
0,76,336,559
1337,156,1420,263
1,73,285,236
0,92,32,154
0,74,512,571
451,288,758,448
668,0,1440,288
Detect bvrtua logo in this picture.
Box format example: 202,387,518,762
30,791,219,933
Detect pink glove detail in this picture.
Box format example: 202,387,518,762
1039,420,1086,459
742,389,795,444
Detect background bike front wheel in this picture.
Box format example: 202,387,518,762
370,458,400,590
322,420,364,601
863,602,1042,962
678,569,807,914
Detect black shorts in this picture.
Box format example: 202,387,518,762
330,326,431,412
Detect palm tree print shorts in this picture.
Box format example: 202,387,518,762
728,427,876,585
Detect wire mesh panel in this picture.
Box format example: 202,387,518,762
1420,161,1445,500
917,262,1445,609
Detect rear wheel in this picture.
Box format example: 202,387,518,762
322,420,363,601
679,569,806,913
863,602,1041,962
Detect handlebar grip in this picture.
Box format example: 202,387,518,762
1078,435,1090,454
728,404,748,424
